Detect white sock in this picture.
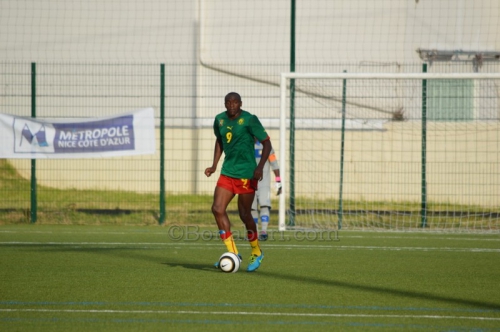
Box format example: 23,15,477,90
251,210,259,233
260,207,270,233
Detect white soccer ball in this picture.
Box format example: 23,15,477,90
219,252,241,273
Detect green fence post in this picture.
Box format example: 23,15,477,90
288,0,296,226
421,63,428,228
159,64,166,224
338,71,347,230
30,62,37,223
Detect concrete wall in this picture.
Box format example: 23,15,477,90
10,123,499,207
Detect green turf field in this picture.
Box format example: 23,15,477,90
0,224,499,331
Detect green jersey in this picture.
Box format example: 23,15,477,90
213,110,269,179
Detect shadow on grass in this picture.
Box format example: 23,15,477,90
162,257,500,311
255,269,500,311
161,262,219,273
8,243,500,311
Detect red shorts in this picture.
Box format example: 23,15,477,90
217,175,258,194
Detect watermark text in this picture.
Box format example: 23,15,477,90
167,225,339,242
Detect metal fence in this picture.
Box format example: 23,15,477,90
0,61,499,231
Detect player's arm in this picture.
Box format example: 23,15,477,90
254,138,271,181
205,138,223,177
269,151,282,195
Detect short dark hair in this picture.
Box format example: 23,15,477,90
225,92,241,101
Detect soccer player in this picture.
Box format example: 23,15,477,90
252,139,282,241
204,92,272,272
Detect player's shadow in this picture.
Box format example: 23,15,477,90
159,254,499,311
254,269,500,311
14,243,220,273
161,261,219,272
13,243,500,310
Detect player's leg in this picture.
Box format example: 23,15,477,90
212,185,234,232
238,192,258,238
251,192,259,233
257,185,272,240
259,206,271,240
238,192,264,272
211,184,238,256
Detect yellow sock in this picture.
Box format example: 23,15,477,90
249,239,261,256
223,235,238,255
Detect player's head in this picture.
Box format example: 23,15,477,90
225,92,241,103
224,92,242,117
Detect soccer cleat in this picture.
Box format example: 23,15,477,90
258,232,268,241
246,251,264,272
214,253,242,269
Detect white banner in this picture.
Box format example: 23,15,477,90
0,108,156,159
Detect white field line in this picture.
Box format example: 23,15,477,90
1,230,499,242
0,308,499,321
0,230,165,235
341,235,500,242
0,241,499,252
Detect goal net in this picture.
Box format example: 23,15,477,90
278,72,500,232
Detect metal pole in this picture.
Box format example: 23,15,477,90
421,63,428,228
338,71,347,230
279,74,287,231
288,0,296,226
159,64,166,224
30,62,37,223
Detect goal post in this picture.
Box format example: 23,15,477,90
278,72,500,232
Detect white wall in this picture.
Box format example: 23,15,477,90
1,0,498,63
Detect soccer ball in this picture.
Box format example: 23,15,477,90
218,252,241,273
